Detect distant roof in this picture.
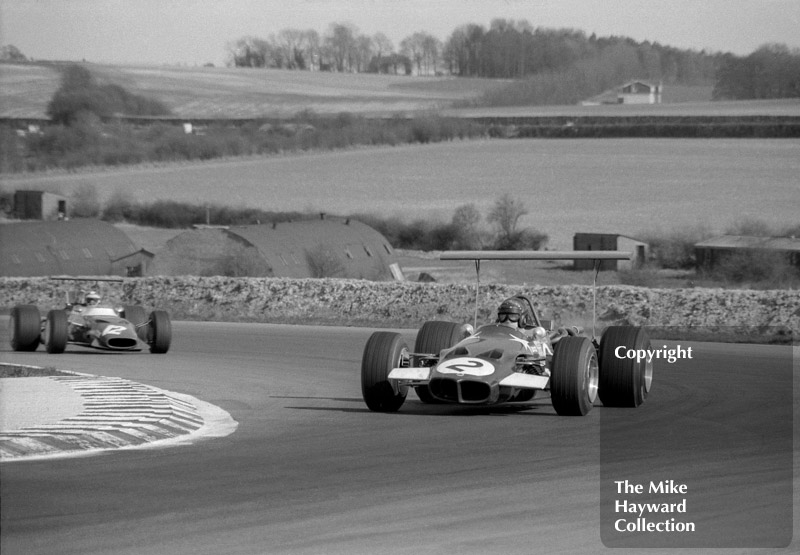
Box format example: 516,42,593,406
695,235,800,252
0,219,141,276
164,217,397,279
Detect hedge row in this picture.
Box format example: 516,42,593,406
512,123,800,138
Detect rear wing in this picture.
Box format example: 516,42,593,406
439,250,632,337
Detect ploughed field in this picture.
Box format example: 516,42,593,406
0,63,507,118
6,138,798,250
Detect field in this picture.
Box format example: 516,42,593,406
3,62,799,119
0,62,508,118
4,138,798,252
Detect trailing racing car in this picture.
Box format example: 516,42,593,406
9,277,171,354
361,251,653,416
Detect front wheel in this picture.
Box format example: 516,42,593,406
44,309,69,354
10,305,41,351
599,326,652,407
361,332,409,412
550,336,599,416
148,310,172,354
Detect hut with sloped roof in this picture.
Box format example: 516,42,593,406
160,217,400,280
0,219,153,277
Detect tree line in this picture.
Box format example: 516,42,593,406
713,43,800,100
226,19,718,85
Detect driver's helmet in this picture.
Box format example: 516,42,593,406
85,291,101,306
496,297,525,327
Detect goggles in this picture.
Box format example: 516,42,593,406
498,312,521,323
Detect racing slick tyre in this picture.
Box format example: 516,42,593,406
44,309,69,354
10,305,41,352
122,305,148,341
599,326,652,408
147,310,172,354
550,336,599,416
413,321,469,404
361,332,409,412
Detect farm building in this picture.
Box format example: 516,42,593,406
0,219,153,277
11,190,68,220
695,235,800,270
159,217,400,280
619,81,662,104
582,80,663,105
573,233,649,271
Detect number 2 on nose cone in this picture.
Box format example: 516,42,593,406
437,358,495,376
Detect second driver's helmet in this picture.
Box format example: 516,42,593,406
86,291,101,306
496,297,525,327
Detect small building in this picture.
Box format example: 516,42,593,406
581,80,663,105
13,190,68,220
695,235,800,270
619,80,662,104
160,217,399,280
0,219,153,277
573,233,649,271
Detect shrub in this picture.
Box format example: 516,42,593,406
639,225,713,270
704,249,800,288
47,64,171,125
102,189,138,223
70,183,101,218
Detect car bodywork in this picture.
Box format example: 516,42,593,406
56,305,145,351
361,251,653,416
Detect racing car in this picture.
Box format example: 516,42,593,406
361,251,653,416
9,277,172,354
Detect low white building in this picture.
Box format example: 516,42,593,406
619,81,662,104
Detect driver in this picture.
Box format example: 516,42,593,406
495,297,534,338
85,291,101,306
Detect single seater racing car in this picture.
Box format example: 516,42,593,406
361,251,653,416
9,278,172,354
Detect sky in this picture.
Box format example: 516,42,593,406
2,0,799,67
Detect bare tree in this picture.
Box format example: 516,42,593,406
276,29,306,69
355,34,374,73
302,29,321,70
324,22,359,72
372,33,394,73
487,193,528,250
400,31,441,75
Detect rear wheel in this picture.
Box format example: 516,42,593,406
122,305,148,341
413,321,469,403
550,336,598,416
9,305,41,352
44,309,69,354
361,332,409,412
599,326,652,407
148,310,172,354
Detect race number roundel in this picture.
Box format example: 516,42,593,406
437,357,495,376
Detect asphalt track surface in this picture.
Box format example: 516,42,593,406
1,320,797,555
